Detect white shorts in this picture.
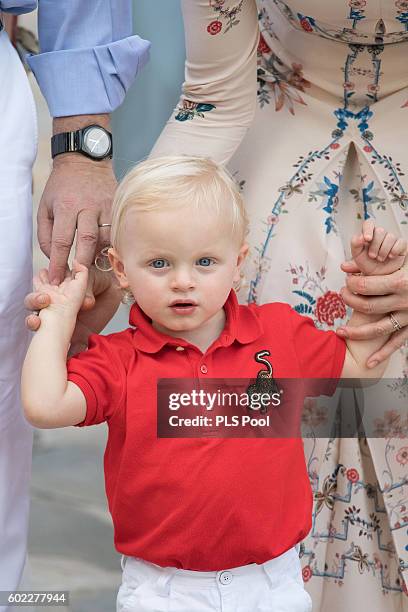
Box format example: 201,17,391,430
117,546,312,612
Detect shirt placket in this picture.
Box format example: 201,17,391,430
173,343,220,437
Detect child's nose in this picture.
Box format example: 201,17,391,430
171,268,195,291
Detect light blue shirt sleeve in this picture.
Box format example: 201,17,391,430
0,1,37,14
26,0,151,117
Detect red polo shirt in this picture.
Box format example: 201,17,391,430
67,290,346,571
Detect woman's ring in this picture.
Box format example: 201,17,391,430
389,312,402,332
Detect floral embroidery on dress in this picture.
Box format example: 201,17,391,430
395,0,408,28
286,263,348,326
308,175,340,234
257,27,311,114
315,291,346,325
350,181,387,218
175,100,216,122
207,0,244,35
269,0,408,43
373,410,408,437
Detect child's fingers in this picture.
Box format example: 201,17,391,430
377,233,396,262
389,237,408,259
340,258,360,274
362,219,375,242
368,226,386,258
350,233,365,259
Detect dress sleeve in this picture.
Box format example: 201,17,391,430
27,0,150,117
287,305,346,396
151,0,259,165
66,334,126,427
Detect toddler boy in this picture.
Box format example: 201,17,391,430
22,156,407,612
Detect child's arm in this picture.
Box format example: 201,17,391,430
341,223,407,379
21,262,89,428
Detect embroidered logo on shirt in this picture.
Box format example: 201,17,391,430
246,350,281,414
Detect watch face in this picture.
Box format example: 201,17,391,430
83,127,111,158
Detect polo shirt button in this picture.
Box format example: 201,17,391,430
218,571,233,585
175,346,185,351
200,364,208,374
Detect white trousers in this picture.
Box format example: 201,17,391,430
0,29,37,612
117,546,312,612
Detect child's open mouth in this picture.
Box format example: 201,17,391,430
169,301,197,315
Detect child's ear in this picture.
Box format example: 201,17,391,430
233,243,249,286
107,248,130,289
237,243,249,267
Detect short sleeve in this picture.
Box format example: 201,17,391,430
67,334,125,427
287,306,346,396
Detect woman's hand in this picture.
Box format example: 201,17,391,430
25,265,122,356
338,235,408,367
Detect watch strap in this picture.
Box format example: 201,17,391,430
51,131,81,158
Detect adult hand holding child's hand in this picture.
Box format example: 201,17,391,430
25,265,122,356
338,219,408,365
33,261,89,319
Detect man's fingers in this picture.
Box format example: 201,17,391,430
366,325,408,367
79,267,96,311
74,211,100,270
37,203,53,259
95,221,112,254
48,213,77,285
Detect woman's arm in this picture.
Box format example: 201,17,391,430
21,264,88,428
151,0,259,165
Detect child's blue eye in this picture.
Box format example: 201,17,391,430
197,257,214,267
150,259,168,269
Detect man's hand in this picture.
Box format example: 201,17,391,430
25,267,122,356
38,114,117,285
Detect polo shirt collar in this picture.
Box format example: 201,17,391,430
129,290,263,353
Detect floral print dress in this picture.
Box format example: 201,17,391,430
151,1,408,609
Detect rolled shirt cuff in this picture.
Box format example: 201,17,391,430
0,1,37,14
27,34,151,117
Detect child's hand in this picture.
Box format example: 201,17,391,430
350,220,407,277
33,260,88,318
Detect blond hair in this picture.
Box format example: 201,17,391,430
111,155,248,253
